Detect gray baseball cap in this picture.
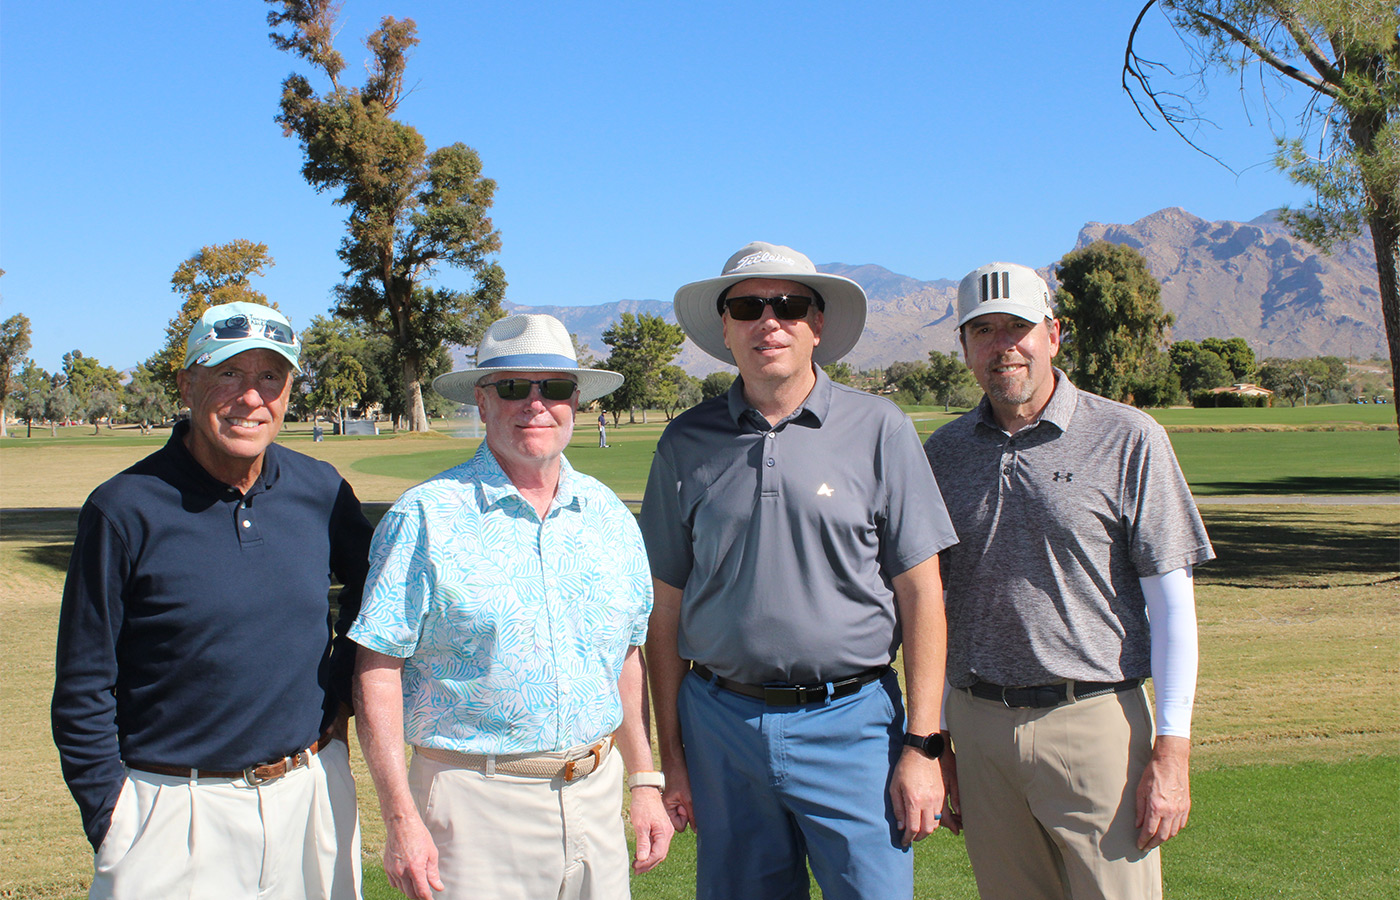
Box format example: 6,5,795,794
956,262,1055,328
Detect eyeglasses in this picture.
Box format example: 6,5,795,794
212,314,297,346
480,377,578,401
722,294,819,321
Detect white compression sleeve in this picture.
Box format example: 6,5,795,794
1140,567,1198,738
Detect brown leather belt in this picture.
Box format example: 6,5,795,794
129,728,336,786
414,736,614,782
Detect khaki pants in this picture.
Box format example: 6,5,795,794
947,686,1160,900
408,743,629,900
90,738,361,900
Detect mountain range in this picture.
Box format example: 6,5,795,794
490,207,1385,376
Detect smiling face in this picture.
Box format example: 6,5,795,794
960,312,1062,428
474,371,578,481
177,348,292,491
720,278,825,389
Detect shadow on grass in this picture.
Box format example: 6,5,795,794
0,508,80,574
1191,475,1398,496
1198,508,1398,585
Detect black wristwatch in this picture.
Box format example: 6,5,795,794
902,731,945,759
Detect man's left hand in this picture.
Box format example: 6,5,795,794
1135,734,1191,850
890,748,945,846
628,785,674,873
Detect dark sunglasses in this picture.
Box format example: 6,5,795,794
212,314,297,346
722,294,820,321
480,377,578,401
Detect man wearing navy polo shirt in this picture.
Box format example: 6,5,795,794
52,302,370,899
640,242,959,900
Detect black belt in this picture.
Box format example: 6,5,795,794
692,662,888,706
966,678,1143,709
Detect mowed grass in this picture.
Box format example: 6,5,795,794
2,410,1397,897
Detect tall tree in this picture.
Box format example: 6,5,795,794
298,315,370,431
925,349,978,411
11,360,50,438
600,313,686,423
0,313,32,438
147,240,277,404
700,371,735,401
1124,0,1400,428
1200,336,1257,382
62,351,123,434
1258,356,1328,405
123,363,175,434
268,1,505,432
44,377,76,436
1055,241,1175,404
1170,339,1234,395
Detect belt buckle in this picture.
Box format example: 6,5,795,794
243,763,274,786
1000,686,1015,709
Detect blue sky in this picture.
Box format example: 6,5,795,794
1,1,1313,373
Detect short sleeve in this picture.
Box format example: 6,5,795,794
877,415,959,576
349,506,434,657
638,443,693,589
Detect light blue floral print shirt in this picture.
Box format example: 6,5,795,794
350,442,652,754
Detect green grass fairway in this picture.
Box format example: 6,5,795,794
2,409,1397,897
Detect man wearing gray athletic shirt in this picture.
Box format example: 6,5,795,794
924,262,1214,900
641,242,958,900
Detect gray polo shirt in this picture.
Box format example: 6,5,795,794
640,367,957,684
924,370,1214,689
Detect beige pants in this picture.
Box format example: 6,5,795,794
947,686,1160,900
90,738,362,900
408,743,629,900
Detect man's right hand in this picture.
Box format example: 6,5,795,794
383,814,445,900
661,759,697,833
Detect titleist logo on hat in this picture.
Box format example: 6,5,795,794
733,250,798,271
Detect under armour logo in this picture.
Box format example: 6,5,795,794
1053,472,1073,482
817,483,834,497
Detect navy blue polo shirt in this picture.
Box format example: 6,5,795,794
640,368,957,684
51,421,372,848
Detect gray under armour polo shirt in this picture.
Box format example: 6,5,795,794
924,370,1215,689
640,367,958,685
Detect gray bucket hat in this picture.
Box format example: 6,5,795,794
432,314,624,406
672,241,867,366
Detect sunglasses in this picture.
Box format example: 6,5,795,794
480,377,578,401
212,314,297,346
722,294,820,321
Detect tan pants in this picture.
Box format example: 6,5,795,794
947,686,1160,900
408,743,629,900
90,738,361,900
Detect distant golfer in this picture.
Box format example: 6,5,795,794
53,302,370,899
925,262,1215,900
598,410,609,447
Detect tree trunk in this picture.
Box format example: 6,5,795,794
1367,208,1400,439
402,355,430,432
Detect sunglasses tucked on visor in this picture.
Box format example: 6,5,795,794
211,314,298,346
718,291,824,321
481,377,579,401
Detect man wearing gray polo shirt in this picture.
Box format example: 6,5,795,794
925,262,1215,900
640,242,958,900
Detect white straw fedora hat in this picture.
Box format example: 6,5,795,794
432,314,624,406
672,241,867,366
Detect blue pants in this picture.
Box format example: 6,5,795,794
678,668,912,900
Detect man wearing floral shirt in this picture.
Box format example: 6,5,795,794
350,315,671,900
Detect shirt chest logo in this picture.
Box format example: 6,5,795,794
816,483,835,497
1052,471,1074,483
